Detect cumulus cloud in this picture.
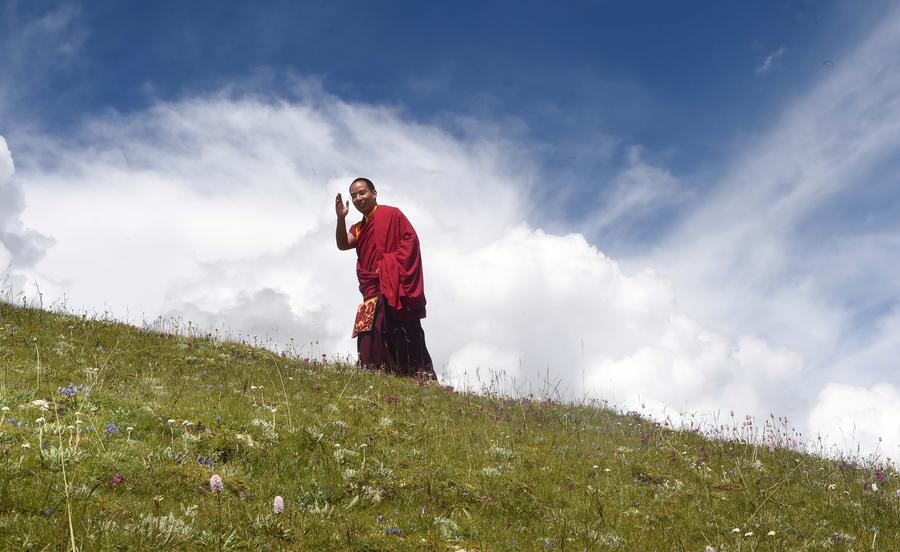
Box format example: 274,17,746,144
809,383,900,460
12,90,807,456
642,6,900,453
0,135,53,275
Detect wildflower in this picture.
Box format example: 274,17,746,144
731,528,740,534
109,473,125,489
35,417,45,424
0,406,8,412
705,547,715,552
871,482,878,492
874,470,885,483
273,495,284,514
895,489,900,498
744,531,753,537
767,530,776,536
210,473,224,493
167,419,175,425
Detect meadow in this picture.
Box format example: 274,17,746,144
0,301,897,550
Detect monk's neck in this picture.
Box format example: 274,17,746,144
362,204,379,221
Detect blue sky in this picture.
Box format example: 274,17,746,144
2,1,899,458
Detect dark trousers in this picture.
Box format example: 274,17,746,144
357,299,435,379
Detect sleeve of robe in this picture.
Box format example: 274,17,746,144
378,209,427,318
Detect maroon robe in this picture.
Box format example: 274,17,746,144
351,205,434,378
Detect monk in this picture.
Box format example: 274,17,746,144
335,177,435,379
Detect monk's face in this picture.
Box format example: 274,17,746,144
349,181,377,215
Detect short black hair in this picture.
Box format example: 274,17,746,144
350,177,376,192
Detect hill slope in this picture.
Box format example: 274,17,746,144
0,303,897,550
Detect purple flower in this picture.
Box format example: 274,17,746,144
874,470,885,483
104,422,118,434
209,474,224,493
273,495,284,514
705,546,715,552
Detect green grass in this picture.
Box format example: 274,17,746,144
0,302,897,550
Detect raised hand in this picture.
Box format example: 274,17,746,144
335,193,350,219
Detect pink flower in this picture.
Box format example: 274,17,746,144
273,495,284,514
209,473,224,493
705,546,715,552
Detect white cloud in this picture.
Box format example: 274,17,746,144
640,7,900,456
0,135,53,276
580,146,683,239
13,91,795,411
809,383,900,460
756,46,786,74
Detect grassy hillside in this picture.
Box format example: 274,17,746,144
0,302,897,550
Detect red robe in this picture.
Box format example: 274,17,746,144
351,205,427,321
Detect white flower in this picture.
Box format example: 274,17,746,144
21,443,30,448
744,531,754,537
1,406,9,412
35,417,46,424
767,530,776,536
871,482,878,492
731,528,741,534
167,419,176,425
827,483,836,490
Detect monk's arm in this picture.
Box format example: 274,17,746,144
335,217,357,251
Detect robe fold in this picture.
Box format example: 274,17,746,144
351,205,433,377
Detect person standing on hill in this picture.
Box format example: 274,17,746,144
335,177,435,379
